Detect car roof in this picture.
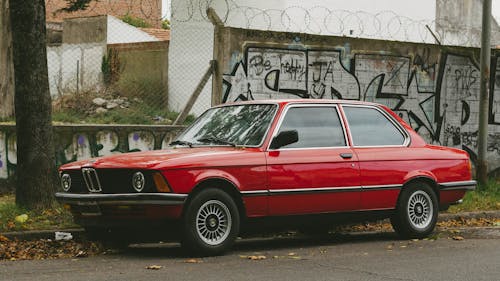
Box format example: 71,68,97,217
218,99,381,107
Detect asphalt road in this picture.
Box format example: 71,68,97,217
1,228,499,281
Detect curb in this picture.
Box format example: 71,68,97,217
1,210,499,241
1,228,84,241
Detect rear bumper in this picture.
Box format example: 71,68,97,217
439,180,477,191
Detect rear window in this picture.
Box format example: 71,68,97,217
343,106,405,146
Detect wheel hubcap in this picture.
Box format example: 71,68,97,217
196,200,232,246
407,190,433,230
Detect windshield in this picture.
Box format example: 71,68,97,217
174,104,277,147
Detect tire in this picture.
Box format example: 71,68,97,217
391,182,438,239
181,188,240,256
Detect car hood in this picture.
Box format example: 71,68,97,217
60,147,261,170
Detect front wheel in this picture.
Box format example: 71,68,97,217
391,182,438,239
181,188,240,256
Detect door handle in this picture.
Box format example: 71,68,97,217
340,153,353,159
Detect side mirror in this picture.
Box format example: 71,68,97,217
270,130,299,149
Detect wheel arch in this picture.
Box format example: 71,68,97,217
402,176,440,203
183,177,247,222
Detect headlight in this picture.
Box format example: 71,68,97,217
132,172,145,192
61,173,72,192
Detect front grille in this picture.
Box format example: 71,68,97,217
89,169,157,193
63,170,86,193
82,168,102,192
62,169,158,194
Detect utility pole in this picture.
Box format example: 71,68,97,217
477,0,492,185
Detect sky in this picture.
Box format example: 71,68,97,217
162,0,500,23
162,0,500,22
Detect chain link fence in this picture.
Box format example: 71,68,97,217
40,0,499,123
45,0,175,125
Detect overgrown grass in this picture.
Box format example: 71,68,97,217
0,194,76,233
51,89,195,125
448,180,500,213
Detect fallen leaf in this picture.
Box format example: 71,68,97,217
184,259,202,263
0,235,9,242
243,255,266,260
145,265,163,270
400,245,407,248
75,251,87,258
452,236,465,241
289,256,301,260
6,221,15,230
288,252,296,256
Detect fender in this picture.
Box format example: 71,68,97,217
403,170,438,184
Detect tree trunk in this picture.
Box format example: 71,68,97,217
9,0,58,209
0,0,14,119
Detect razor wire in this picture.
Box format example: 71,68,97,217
171,0,495,47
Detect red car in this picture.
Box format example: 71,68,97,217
56,100,476,255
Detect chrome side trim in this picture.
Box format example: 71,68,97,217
240,184,405,197
270,186,362,195
55,192,187,205
439,180,477,191
240,190,270,197
362,184,403,191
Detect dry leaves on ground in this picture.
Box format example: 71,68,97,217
437,217,500,228
0,237,104,261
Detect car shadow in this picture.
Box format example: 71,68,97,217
115,231,401,258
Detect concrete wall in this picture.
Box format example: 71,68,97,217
436,0,500,47
108,41,169,104
47,15,163,98
0,124,184,181
220,27,500,174
168,0,288,116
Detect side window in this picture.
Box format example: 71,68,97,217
276,106,346,149
343,106,405,146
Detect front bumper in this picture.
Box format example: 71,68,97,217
56,192,188,226
55,192,187,205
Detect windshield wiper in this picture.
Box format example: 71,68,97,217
197,137,236,147
169,140,193,148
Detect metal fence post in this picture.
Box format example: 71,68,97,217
207,8,225,106
477,0,492,185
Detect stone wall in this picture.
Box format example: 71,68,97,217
220,27,500,174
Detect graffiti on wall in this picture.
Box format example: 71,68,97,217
223,46,500,173
0,128,180,179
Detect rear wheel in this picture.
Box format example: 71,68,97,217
391,182,438,239
181,188,240,256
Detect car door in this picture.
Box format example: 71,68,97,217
265,104,361,216
341,105,410,210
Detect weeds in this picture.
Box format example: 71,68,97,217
0,194,76,233
448,180,500,213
